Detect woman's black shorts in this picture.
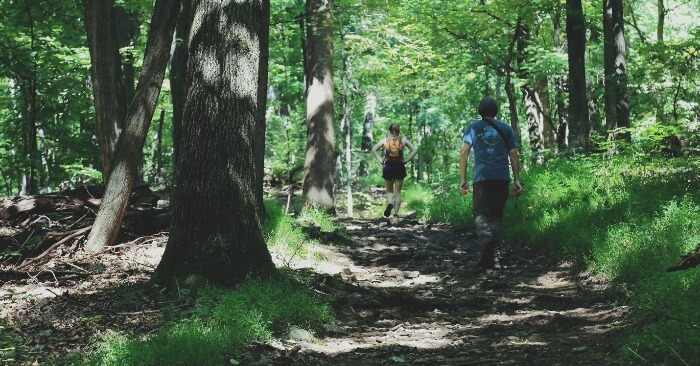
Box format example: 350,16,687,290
382,161,407,180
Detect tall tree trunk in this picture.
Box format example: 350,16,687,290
255,0,271,219
612,0,630,141
553,7,568,150
154,0,275,285
302,0,335,211
538,76,555,149
21,0,38,195
603,0,617,132
603,0,630,141
504,16,523,144
566,0,589,152
149,109,165,183
358,93,375,177
657,0,665,43
655,0,666,123
84,0,128,184
169,0,192,169
340,49,353,217
84,0,181,253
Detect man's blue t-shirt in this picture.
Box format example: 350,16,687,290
462,118,520,183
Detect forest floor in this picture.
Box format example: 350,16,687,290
0,209,630,365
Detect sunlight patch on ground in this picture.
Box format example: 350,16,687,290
299,322,456,355
277,243,441,288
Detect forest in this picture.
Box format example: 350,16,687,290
0,0,699,365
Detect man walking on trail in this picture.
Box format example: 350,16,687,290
460,97,522,269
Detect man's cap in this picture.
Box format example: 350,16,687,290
478,97,498,117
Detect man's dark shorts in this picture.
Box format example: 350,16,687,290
383,161,407,180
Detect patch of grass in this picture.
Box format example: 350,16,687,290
297,206,337,233
262,199,309,258
75,273,334,366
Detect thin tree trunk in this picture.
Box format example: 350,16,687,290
566,0,589,152
655,0,666,124
612,0,630,141
302,0,335,212
255,0,271,219
358,93,375,177
338,29,353,216
553,7,568,150
84,0,181,253
149,108,165,183
603,0,617,132
84,0,128,184
22,0,38,195
504,17,523,144
154,0,275,285
169,0,192,169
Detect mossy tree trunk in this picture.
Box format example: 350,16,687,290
154,0,275,286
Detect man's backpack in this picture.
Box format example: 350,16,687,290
384,135,403,162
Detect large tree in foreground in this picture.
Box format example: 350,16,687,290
154,0,275,285
301,0,336,212
84,0,181,252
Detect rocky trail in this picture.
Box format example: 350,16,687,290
0,215,628,365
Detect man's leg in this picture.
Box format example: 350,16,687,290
488,181,510,267
472,181,496,268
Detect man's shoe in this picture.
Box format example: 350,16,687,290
391,214,399,225
384,203,394,217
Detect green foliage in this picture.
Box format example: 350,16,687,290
405,182,473,229
75,275,333,366
262,199,309,257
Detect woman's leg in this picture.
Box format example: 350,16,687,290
384,179,395,217
393,179,404,215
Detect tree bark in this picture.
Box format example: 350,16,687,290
302,0,335,211
84,0,181,253
84,0,128,184
603,0,629,141
154,0,275,285
612,0,630,141
566,0,589,152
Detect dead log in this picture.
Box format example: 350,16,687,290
667,244,700,272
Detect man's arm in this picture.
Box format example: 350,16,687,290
459,142,471,193
508,148,523,195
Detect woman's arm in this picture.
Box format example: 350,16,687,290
403,137,418,162
371,139,386,163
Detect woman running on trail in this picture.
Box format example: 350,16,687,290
371,124,418,225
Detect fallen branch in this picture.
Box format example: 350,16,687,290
666,244,700,272
15,226,92,270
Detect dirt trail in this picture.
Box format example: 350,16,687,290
246,217,628,365
0,216,628,365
